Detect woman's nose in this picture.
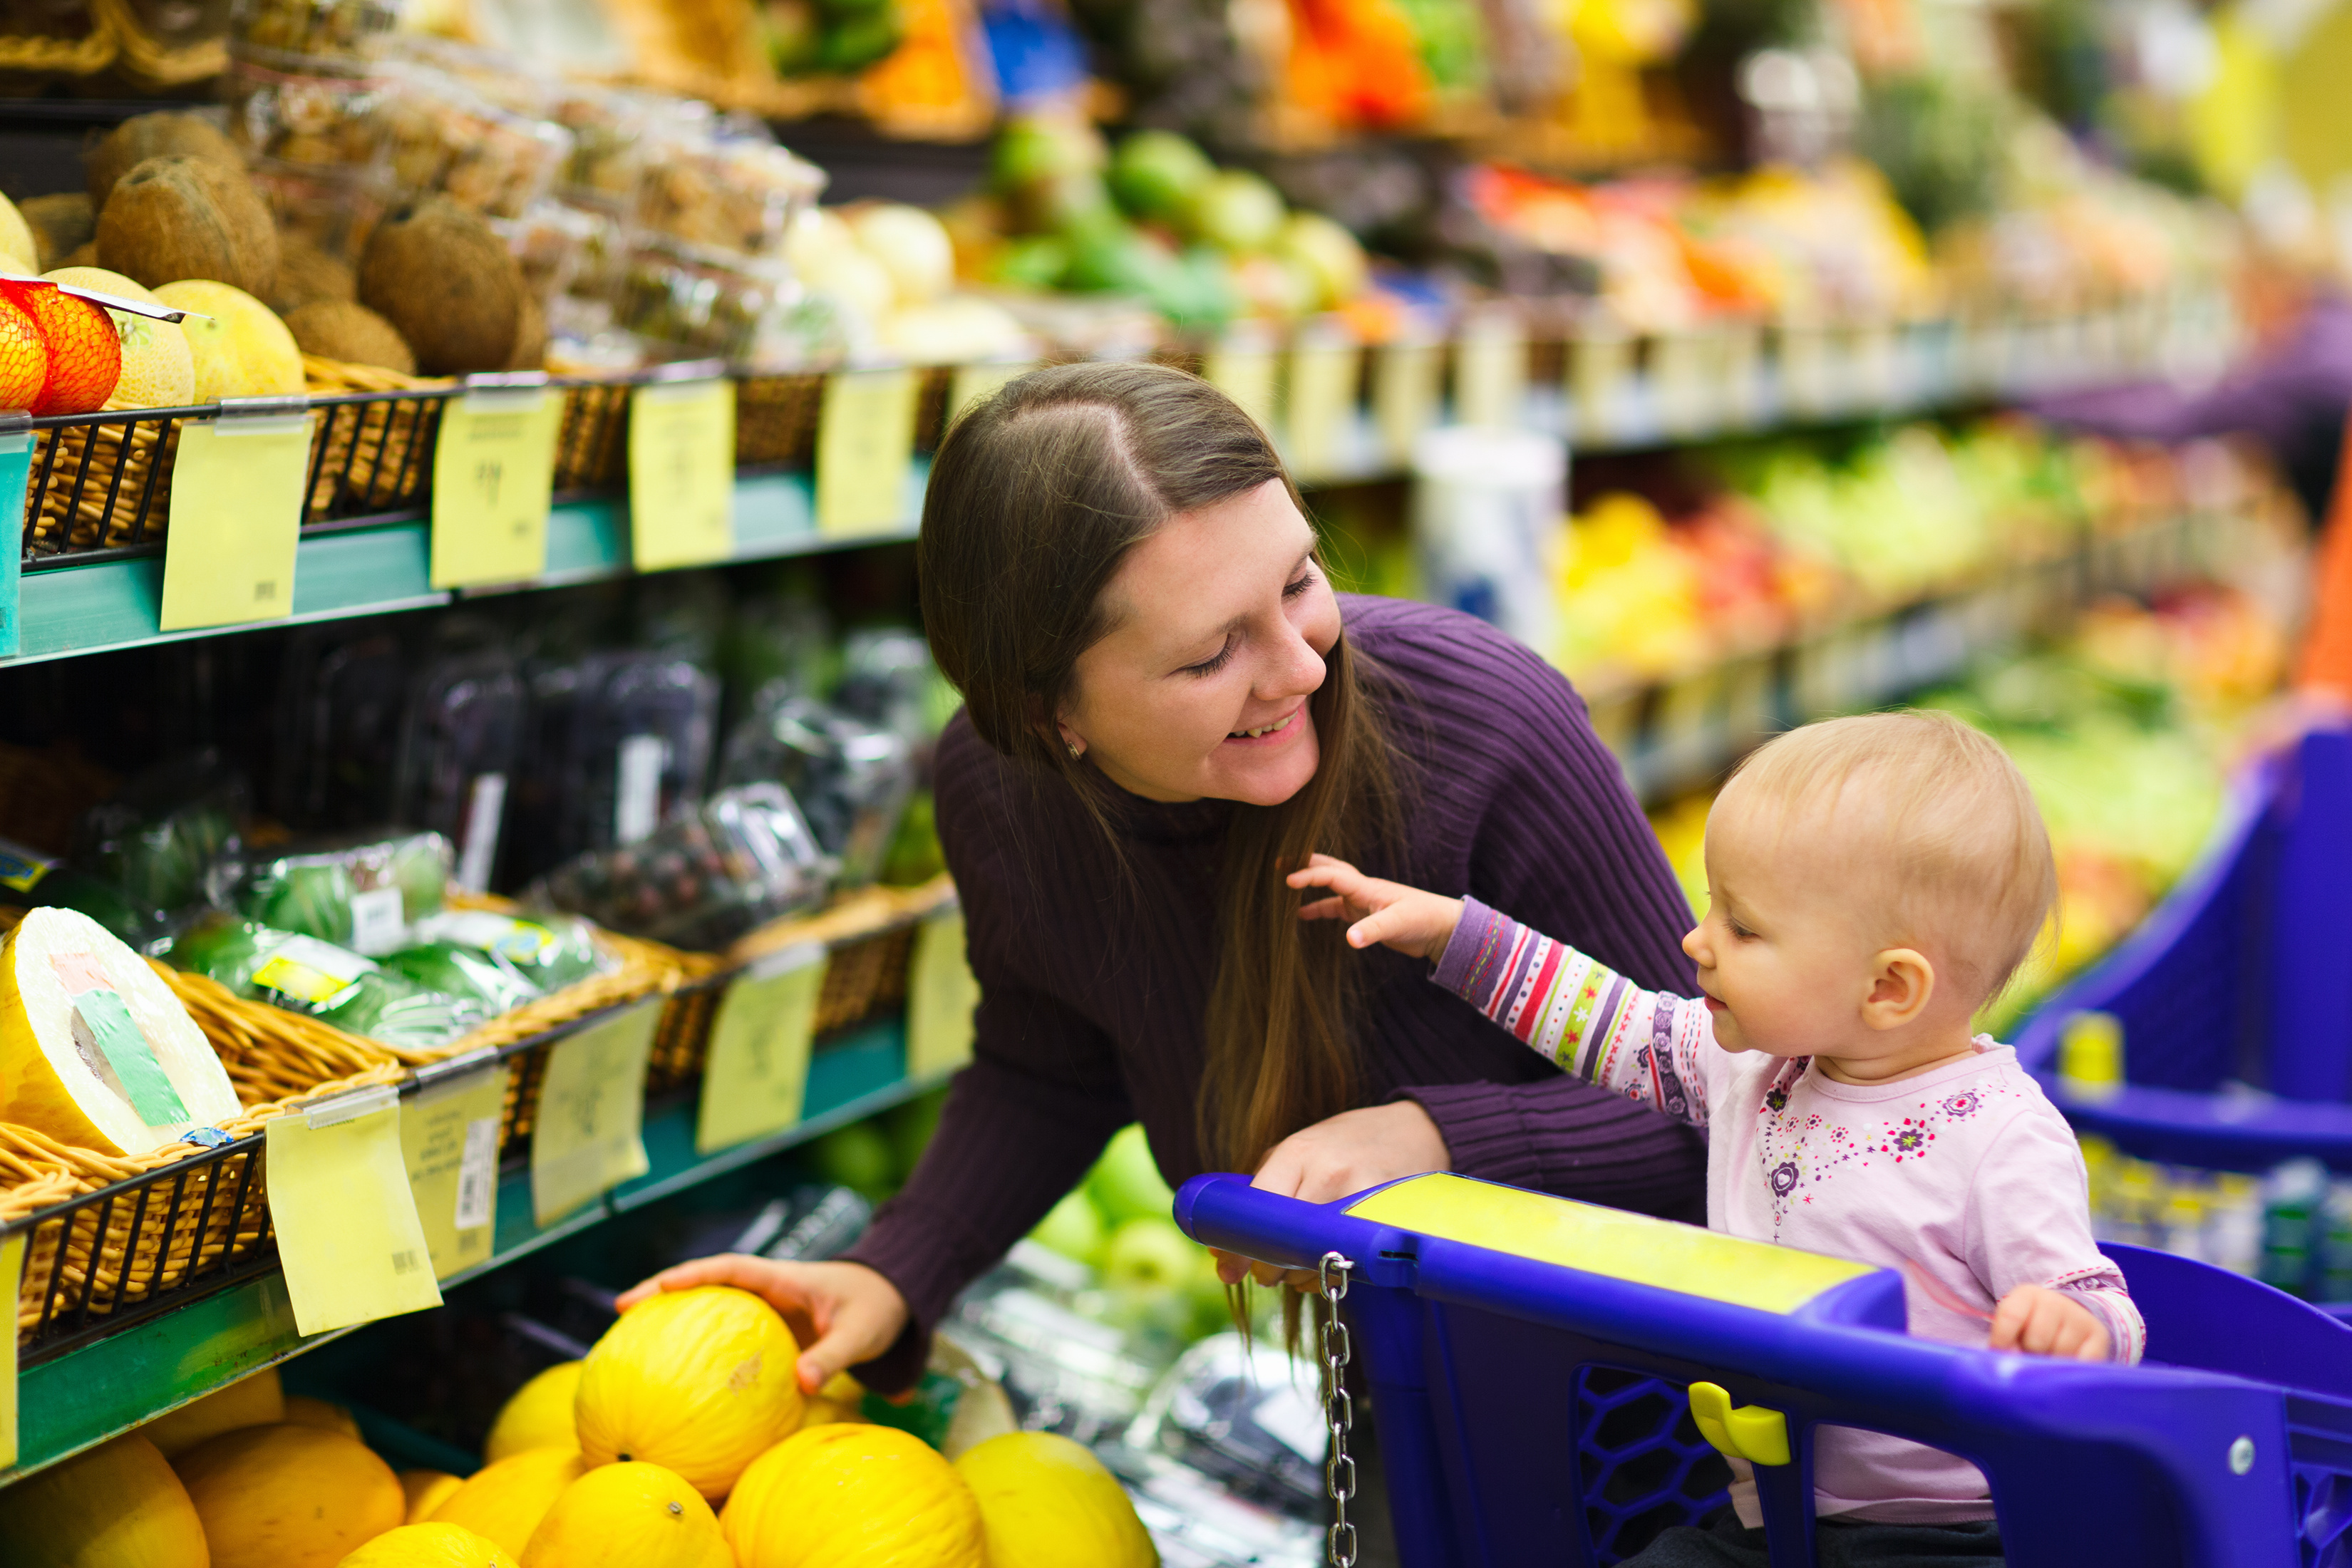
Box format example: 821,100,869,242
1262,618,1327,699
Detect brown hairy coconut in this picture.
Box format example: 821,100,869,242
357,198,522,374
86,113,244,207
20,194,95,270
96,155,279,296
269,237,357,314
284,299,416,375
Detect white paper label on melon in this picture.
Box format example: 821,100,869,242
0,907,239,1155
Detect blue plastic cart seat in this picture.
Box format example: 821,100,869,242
2013,726,2352,1172
1177,1170,2352,1568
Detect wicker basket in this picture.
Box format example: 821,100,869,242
304,357,458,515
554,380,633,491
735,372,825,468
26,411,182,557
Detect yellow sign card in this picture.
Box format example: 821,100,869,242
1454,319,1527,429
265,1085,443,1336
696,944,827,1155
629,378,736,571
817,368,920,537
0,1229,21,1470
431,386,560,589
1204,345,1278,433
532,1002,659,1227
905,911,980,1080
400,1054,510,1279
1374,341,1441,466
947,361,1033,428
160,409,312,633
1285,337,1361,481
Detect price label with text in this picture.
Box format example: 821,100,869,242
905,910,981,1080
629,378,736,571
401,1055,510,1278
696,944,826,1155
947,361,1034,428
431,386,560,588
0,1229,21,1469
532,1001,659,1226
817,368,919,537
1285,336,1361,481
160,406,311,633
1204,345,1278,433
1374,341,1441,465
0,427,30,659
267,1085,443,1336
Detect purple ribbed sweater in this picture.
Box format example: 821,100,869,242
841,595,1706,1389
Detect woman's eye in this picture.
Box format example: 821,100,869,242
1182,639,1236,677
1281,569,1316,599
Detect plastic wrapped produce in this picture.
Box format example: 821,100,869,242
371,62,575,221
230,0,397,60
633,124,824,261
527,783,830,950
212,831,453,956
410,906,615,993
167,913,490,1052
376,939,541,1015
717,693,914,891
0,837,170,948
74,752,247,915
510,651,720,882
395,645,527,894
222,58,386,171
834,627,937,742
617,238,795,363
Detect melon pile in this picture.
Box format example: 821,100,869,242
0,1286,1157,1567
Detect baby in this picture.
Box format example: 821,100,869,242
1291,709,2142,1565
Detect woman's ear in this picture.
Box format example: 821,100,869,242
1861,948,1936,1030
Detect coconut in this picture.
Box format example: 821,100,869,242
86,112,243,207
357,198,522,374
19,194,94,271
285,299,416,375
503,291,546,371
269,237,356,314
61,241,96,268
96,155,279,296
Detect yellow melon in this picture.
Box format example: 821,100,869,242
148,279,302,401
285,1395,365,1440
484,1361,582,1462
521,1462,725,1568
793,1371,867,1432
403,1470,466,1524
719,1425,985,1568
339,1522,519,1567
574,1287,803,1500
144,1366,285,1457
0,1433,208,1568
428,1446,585,1559
0,192,36,273
174,1423,405,1568
47,264,197,408
954,1430,1158,1567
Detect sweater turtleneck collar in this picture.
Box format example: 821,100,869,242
1088,770,1239,846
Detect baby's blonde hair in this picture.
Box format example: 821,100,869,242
1721,710,2056,1006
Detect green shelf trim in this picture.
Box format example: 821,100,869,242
2,1016,935,1487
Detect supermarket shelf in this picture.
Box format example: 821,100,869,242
6,467,927,666
2,1016,935,1485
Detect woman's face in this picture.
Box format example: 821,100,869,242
1060,479,1340,806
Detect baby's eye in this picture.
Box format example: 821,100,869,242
1727,919,1757,940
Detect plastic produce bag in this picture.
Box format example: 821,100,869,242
526,783,831,951
833,626,937,742
395,644,527,894
167,913,491,1053
411,906,616,994
0,837,170,948
211,831,453,956
717,693,914,891
74,751,247,914
511,651,719,882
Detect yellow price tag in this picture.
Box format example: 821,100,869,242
160,406,312,633
1374,340,1441,466
1455,315,1527,429
696,944,827,1155
817,368,919,537
401,1053,510,1279
629,378,736,571
0,1229,22,1470
431,385,560,589
265,1085,442,1336
947,361,1033,428
905,910,980,1080
532,1001,659,1226
1204,343,1278,433
1285,334,1361,481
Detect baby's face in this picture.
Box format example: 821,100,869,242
1680,790,1890,1061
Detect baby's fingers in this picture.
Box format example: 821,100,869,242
1296,896,1351,922
1346,904,1427,950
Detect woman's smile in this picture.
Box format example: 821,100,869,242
1225,705,1304,745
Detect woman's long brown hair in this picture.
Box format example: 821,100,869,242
917,360,1401,1176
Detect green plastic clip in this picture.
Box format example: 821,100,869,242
1688,1381,1791,1466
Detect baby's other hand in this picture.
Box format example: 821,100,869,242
1286,853,1465,965
1988,1284,2109,1362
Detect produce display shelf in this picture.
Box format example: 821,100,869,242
2,1015,932,1486
4,466,928,666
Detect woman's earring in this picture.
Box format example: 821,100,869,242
1066,741,1083,760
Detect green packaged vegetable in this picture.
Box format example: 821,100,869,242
217,830,454,956
75,751,247,914
410,907,616,994
167,912,490,1053
0,836,170,947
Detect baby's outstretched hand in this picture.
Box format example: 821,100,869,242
1288,853,1465,964
1988,1284,2110,1362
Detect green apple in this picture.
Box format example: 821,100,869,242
1110,130,1215,222
1087,1123,1175,1225
809,1121,896,1199
1028,1187,1107,1267
1187,170,1286,255
1102,1216,1201,1298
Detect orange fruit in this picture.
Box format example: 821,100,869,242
2,280,120,414
0,292,43,411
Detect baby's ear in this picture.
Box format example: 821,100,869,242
1862,948,1936,1028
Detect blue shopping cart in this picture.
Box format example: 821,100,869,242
2012,725,2352,1172
1176,1170,2352,1568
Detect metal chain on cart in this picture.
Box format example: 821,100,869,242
1319,1251,1358,1568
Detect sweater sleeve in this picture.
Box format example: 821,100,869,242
1432,898,1715,1130
1966,1111,2146,1366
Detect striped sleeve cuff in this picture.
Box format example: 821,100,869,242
1432,895,1512,1006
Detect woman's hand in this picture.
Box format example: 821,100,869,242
1288,853,1465,964
1210,1101,1452,1289
1988,1284,2110,1362
614,1256,910,1394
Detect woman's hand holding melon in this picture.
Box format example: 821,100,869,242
614,1257,909,1396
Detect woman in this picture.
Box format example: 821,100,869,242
621,361,1704,1397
